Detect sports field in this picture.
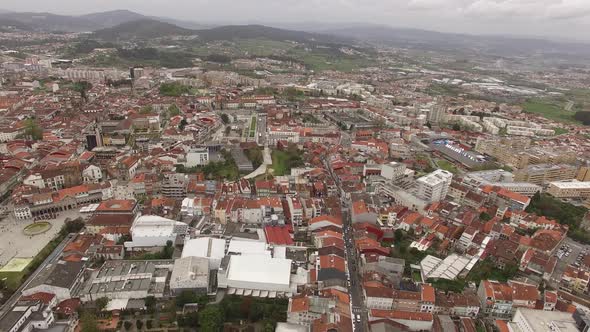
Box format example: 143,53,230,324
0,257,32,289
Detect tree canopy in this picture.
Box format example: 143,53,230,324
80,312,100,332
198,304,225,332
23,118,43,140
160,82,191,97
574,111,590,125
72,81,92,101
526,192,589,243
168,104,181,117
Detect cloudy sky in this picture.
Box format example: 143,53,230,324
3,0,590,41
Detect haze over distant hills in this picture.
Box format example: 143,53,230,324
2,9,590,60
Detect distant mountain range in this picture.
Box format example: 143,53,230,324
0,10,329,44
310,24,590,59
0,10,211,32
1,9,590,60
89,18,342,45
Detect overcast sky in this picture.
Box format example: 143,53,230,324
3,0,590,41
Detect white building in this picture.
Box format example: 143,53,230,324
0,301,55,332
286,195,303,226
82,164,103,183
364,162,407,181
0,128,21,142
547,180,590,199
182,237,227,270
217,255,296,296
23,173,46,189
126,215,189,249
184,147,209,167
416,169,453,202
509,308,578,332
14,205,32,220
268,127,300,144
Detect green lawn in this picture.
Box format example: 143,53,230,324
235,39,293,56
23,222,51,234
412,271,422,282
523,99,579,124
0,258,32,290
287,49,374,72
249,116,257,138
436,159,459,174
553,127,569,135
271,150,290,176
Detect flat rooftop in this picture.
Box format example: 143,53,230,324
510,308,578,332
227,255,291,287
550,180,590,189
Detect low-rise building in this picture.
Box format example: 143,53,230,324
126,215,189,249
22,261,86,301
80,260,173,302
217,255,297,297
509,308,578,332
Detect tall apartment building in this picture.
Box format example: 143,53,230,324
427,105,446,124
547,181,590,199
475,137,576,169
514,164,578,186
184,147,210,167
416,170,453,202
577,166,590,182
161,173,189,198
286,195,304,226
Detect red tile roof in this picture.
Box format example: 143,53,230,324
371,309,433,321
96,199,136,212
264,226,294,246
21,292,55,304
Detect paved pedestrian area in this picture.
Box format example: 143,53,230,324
0,210,82,267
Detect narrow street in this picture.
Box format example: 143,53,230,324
324,156,367,331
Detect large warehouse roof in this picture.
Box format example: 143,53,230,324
227,239,270,257
227,255,291,287
131,215,186,237
182,237,226,259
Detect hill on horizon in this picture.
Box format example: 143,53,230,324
91,19,195,40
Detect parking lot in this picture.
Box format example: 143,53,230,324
549,238,590,288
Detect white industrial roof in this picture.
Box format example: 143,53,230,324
227,255,291,286
273,246,287,259
182,237,226,259
227,239,270,256
131,215,186,237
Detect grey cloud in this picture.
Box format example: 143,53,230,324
546,0,590,20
